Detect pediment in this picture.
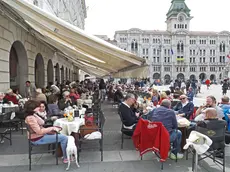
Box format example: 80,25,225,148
128,28,143,34
174,30,189,35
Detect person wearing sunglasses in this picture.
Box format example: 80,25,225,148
58,91,75,110
174,95,194,120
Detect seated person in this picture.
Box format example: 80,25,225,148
195,96,224,122
174,95,194,119
4,89,18,104
58,91,75,110
48,94,63,117
0,92,9,105
219,96,230,131
149,99,183,160
158,92,168,105
119,93,139,134
151,89,158,106
171,94,181,109
34,101,48,120
35,88,47,103
197,108,227,153
69,88,80,102
174,87,183,96
114,87,124,103
25,100,68,163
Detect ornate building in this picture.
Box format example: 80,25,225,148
114,0,229,83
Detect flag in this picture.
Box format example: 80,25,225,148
227,54,230,59
171,49,174,55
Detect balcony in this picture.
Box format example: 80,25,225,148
176,58,185,61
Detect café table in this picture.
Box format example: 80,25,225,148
53,117,85,136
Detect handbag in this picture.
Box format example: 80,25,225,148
80,113,98,137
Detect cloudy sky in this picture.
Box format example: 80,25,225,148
85,0,230,38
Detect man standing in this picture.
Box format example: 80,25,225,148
149,99,183,160
25,81,36,99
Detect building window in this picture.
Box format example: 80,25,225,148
174,24,176,29
190,58,192,63
33,0,38,6
153,49,156,55
185,24,187,29
157,57,160,63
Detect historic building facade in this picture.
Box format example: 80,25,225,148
114,0,230,84
0,0,87,94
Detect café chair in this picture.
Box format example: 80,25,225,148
26,124,58,171
118,111,134,149
191,121,226,172
0,112,13,145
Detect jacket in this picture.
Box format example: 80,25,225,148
150,106,178,133
4,94,18,104
174,102,194,119
119,102,138,127
132,119,170,162
25,115,55,140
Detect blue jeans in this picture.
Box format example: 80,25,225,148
32,134,68,158
170,129,182,154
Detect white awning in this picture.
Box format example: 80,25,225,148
113,65,149,78
2,0,144,76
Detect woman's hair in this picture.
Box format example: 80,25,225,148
24,100,40,117
48,94,58,104
40,101,48,112
13,88,19,94
160,92,167,99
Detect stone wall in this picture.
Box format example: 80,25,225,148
0,14,74,93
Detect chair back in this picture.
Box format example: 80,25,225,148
196,120,226,150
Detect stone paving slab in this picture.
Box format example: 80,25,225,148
1,159,226,172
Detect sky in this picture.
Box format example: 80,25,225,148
85,0,230,39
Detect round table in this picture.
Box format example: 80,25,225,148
53,117,85,136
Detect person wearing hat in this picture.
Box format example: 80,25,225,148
174,95,194,119
4,88,18,104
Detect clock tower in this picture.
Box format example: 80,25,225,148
166,0,193,33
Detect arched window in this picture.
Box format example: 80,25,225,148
220,44,222,52
177,43,180,51
223,43,225,52
181,43,184,52
135,42,138,50
131,42,134,50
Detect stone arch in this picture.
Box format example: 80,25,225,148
153,73,160,79
199,73,206,81
177,73,185,80
190,74,196,81
47,59,54,86
61,65,64,83
210,74,216,81
9,41,28,95
164,74,171,84
65,67,68,81
34,53,45,88
55,63,60,84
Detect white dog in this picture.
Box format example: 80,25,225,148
66,136,80,171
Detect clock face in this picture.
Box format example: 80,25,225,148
178,15,184,22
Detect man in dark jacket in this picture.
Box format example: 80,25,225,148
149,99,183,160
174,95,194,119
119,93,139,130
